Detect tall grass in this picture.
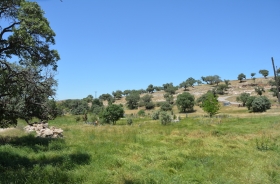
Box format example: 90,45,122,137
1,115,280,183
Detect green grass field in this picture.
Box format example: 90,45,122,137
1,114,280,184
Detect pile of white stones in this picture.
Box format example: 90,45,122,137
24,122,63,138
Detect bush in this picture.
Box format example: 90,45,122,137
156,101,165,107
127,118,133,125
91,105,103,115
245,96,256,110
251,96,271,112
90,115,98,122
137,109,145,117
145,102,155,109
160,111,172,125
151,111,160,120
75,116,81,122
160,102,173,111
71,105,88,115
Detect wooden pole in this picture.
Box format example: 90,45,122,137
271,57,280,103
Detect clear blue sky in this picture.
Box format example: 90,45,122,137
35,0,280,100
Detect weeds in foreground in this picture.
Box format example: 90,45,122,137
256,133,278,151
1,115,280,183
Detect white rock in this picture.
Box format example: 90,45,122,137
42,123,48,128
53,128,63,134
43,129,53,136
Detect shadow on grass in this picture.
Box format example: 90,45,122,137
0,150,91,169
0,134,91,183
1,133,51,145
0,134,67,152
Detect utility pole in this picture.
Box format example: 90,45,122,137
271,57,280,103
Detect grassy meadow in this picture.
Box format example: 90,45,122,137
1,112,280,183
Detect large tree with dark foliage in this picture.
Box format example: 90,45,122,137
259,69,269,79
237,73,246,82
0,0,60,127
101,104,124,125
125,92,140,109
176,92,195,112
201,75,222,85
99,93,115,104
138,94,154,109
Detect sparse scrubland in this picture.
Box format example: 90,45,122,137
1,1,280,183
1,75,280,183
1,76,280,183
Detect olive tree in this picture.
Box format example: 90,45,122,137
186,77,197,87
125,92,140,109
251,96,271,112
146,84,155,93
201,75,221,85
246,96,271,112
251,73,256,83
259,69,269,79
237,73,246,82
112,90,123,100
236,93,250,106
99,93,115,104
139,94,155,110
176,92,195,112
179,81,190,91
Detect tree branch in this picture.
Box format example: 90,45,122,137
0,21,19,40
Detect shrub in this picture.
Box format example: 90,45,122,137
251,96,271,112
260,96,271,110
137,109,145,117
75,116,81,122
236,93,250,106
127,118,133,125
91,105,103,115
90,115,98,122
256,134,277,151
160,111,172,125
160,102,173,111
151,111,160,120
156,101,165,107
245,96,256,110
255,86,265,96
71,105,88,115
145,102,155,109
